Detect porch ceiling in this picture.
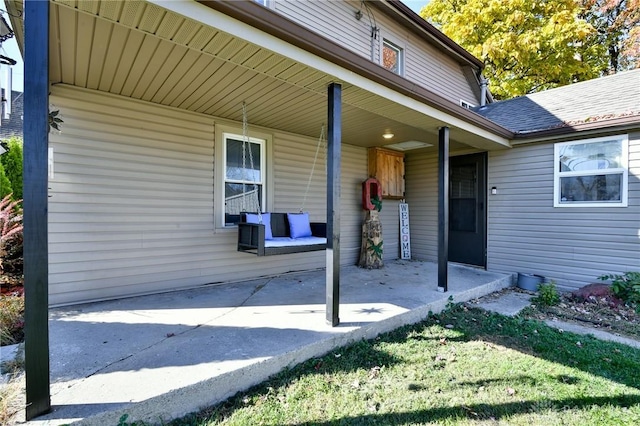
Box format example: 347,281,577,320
48,0,504,151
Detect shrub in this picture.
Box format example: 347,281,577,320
600,272,640,307
532,280,560,307
0,137,23,200
0,161,11,199
0,194,23,273
0,294,24,346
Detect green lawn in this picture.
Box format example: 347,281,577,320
167,304,640,425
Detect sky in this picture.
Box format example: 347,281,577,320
0,1,429,94
1,17,23,92
402,0,428,14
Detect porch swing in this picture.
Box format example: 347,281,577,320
236,102,327,256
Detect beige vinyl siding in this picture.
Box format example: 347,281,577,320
273,0,373,61
379,199,402,261
271,0,479,105
48,85,367,305
404,150,439,261
487,134,640,290
340,144,370,264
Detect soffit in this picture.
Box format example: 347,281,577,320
49,0,506,151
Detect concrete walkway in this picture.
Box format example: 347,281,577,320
13,260,511,425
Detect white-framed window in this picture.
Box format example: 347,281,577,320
382,39,403,75
215,127,271,227
554,135,628,207
460,100,475,109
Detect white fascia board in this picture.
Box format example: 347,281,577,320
151,0,510,147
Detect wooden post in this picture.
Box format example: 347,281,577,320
23,0,51,419
326,83,341,327
438,127,449,292
358,210,383,268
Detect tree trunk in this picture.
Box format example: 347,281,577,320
358,210,383,269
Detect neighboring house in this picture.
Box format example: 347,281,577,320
0,90,23,139
9,0,639,306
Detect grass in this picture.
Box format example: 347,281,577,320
166,304,640,426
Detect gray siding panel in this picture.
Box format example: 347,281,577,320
487,136,640,290
48,86,368,305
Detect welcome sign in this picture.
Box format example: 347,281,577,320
399,203,411,259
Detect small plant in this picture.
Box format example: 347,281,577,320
532,280,560,307
600,272,640,308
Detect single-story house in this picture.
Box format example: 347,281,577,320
10,0,638,305
11,0,639,418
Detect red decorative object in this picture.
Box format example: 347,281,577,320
362,178,382,210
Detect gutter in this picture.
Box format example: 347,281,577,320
511,115,640,142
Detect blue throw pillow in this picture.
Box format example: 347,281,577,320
287,212,312,238
245,212,272,240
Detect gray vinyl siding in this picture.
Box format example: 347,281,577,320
487,133,640,290
48,85,367,305
404,150,439,261
271,0,479,105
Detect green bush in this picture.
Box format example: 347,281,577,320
0,162,11,199
0,137,22,200
0,294,24,346
532,280,560,307
600,272,640,307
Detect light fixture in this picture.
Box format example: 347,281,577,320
384,140,433,151
355,10,362,20
382,132,394,139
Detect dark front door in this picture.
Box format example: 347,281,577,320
449,153,487,267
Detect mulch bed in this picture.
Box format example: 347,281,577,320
521,284,639,341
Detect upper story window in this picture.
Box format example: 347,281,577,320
219,131,269,227
460,100,475,109
554,135,628,207
254,0,269,6
382,39,403,75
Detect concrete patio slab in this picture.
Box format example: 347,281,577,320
21,260,512,425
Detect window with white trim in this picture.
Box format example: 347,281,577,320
382,39,403,75
554,135,628,207
222,132,267,226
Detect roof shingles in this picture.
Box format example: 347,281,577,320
473,69,640,135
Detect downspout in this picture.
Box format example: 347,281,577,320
479,76,488,107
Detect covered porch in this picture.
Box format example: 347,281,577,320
23,261,512,425
16,0,514,419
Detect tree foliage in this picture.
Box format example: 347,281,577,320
0,137,23,200
580,0,640,72
421,0,609,99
